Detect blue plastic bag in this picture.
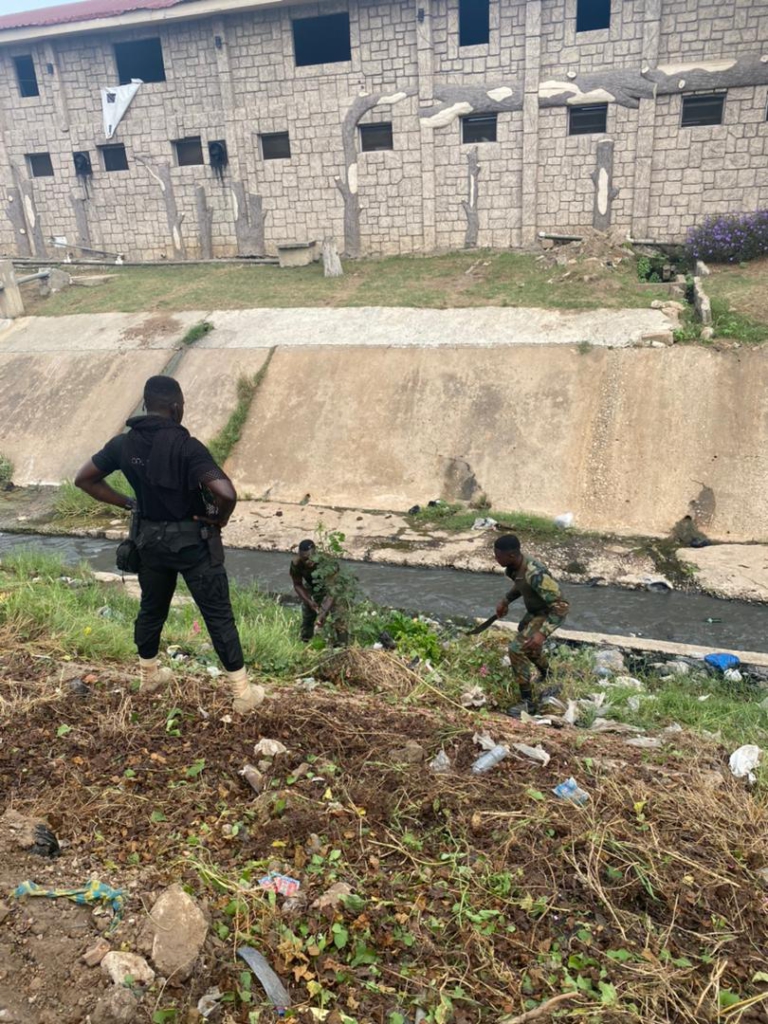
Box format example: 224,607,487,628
704,653,741,674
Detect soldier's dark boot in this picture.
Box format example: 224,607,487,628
506,685,537,719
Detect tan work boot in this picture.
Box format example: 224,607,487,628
138,657,173,692
227,667,266,714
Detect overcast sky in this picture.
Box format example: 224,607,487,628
0,0,79,15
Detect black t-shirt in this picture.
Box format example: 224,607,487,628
91,422,226,522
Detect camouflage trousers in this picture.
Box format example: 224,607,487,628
507,613,551,698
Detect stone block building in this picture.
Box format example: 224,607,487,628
0,0,766,260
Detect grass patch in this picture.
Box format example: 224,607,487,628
0,453,13,487
710,297,768,344
208,351,274,466
409,502,563,536
180,319,214,346
22,251,671,316
53,471,134,520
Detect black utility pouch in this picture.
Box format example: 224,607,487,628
116,508,141,573
201,524,225,567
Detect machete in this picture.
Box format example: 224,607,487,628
466,613,498,636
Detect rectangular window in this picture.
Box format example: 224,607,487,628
99,144,129,172
73,151,93,177
461,113,497,143
459,0,490,46
14,54,39,97
292,12,351,67
360,122,394,152
576,0,610,32
261,132,291,160
26,152,54,177
114,37,166,85
681,93,725,128
173,136,204,166
568,103,608,135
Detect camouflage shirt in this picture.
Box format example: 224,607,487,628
505,557,569,638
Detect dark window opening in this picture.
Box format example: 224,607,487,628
26,152,54,177
292,12,351,67
568,103,608,135
209,140,229,178
99,144,129,172
576,0,610,32
114,37,166,85
14,55,39,97
461,113,497,143
173,136,204,166
73,151,93,178
459,0,490,47
261,132,291,160
681,93,725,127
360,122,393,152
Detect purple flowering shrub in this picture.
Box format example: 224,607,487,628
686,210,768,263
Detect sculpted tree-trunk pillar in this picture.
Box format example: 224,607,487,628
462,147,481,248
591,140,619,231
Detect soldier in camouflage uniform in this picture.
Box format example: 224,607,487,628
493,534,570,717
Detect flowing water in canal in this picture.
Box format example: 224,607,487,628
1,532,766,652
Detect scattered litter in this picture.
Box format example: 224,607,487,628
662,722,683,735
312,881,352,910
460,686,487,708
96,605,114,619
378,631,397,651
258,873,301,897
471,745,509,774
613,676,645,691
206,665,222,678
511,743,550,767
237,946,291,1014
429,750,451,773
625,736,664,749
704,617,722,624
407,505,421,515
590,718,644,734
253,739,288,758
729,744,762,784
501,654,511,667
645,577,673,592
627,696,641,712
563,700,580,726
705,652,741,674
553,778,589,805
239,764,265,793
553,512,574,529
473,731,496,751
697,694,712,702
66,677,91,697
13,880,125,931
472,516,497,530
297,676,319,691
198,987,223,1018
166,645,189,662
724,668,743,683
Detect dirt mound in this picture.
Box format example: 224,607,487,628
1,644,767,1023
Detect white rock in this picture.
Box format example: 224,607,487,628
102,951,155,987
144,884,208,982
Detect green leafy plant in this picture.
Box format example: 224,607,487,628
0,454,13,487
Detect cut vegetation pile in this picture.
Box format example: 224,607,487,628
0,554,767,1024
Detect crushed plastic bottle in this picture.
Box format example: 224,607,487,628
471,744,509,774
237,946,291,1014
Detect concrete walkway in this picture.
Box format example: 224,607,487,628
0,304,673,352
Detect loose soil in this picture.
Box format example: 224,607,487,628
1,640,767,1024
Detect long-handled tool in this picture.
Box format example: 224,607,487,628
466,613,498,636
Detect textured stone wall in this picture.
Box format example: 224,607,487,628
0,0,767,260
647,87,768,239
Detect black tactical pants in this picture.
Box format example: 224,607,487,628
134,526,244,672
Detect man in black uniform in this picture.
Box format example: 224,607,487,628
74,375,263,712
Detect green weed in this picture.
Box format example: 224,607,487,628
53,472,134,520
208,353,274,466
180,320,214,346
0,454,13,487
